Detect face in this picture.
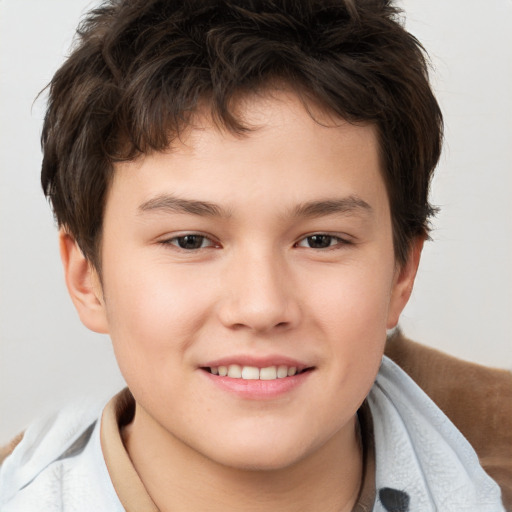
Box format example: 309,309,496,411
69,91,419,471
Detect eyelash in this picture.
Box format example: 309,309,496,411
160,233,218,251
294,234,350,250
160,233,350,251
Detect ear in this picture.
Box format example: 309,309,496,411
386,237,424,329
59,230,109,334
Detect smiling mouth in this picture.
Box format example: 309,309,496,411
202,364,313,381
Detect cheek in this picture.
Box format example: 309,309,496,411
308,261,394,335
101,261,215,376
305,262,393,386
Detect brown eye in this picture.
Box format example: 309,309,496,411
304,235,336,249
172,235,210,250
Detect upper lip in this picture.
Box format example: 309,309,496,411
201,355,312,372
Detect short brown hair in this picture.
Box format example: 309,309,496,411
41,0,443,268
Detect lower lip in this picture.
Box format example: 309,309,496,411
201,369,312,400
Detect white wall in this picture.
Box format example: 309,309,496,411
1,0,511,443
397,0,512,367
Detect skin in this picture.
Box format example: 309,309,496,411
61,90,422,511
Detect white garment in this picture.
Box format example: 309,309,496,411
0,396,123,512
0,357,505,511
369,358,504,511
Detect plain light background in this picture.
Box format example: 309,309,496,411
1,0,511,443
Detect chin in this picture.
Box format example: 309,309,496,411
201,432,317,473
216,449,305,472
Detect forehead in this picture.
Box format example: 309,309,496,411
108,90,386,218
183,88,377,155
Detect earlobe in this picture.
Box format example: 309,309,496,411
386,237,424,329
59,230,109,334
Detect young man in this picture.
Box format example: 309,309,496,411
0,0,506,510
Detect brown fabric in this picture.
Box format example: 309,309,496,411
353,401,376,511
100,388,159,512
0,431,24,466
385,330,512,510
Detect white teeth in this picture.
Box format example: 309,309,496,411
241,366,260,380
209,364,304,380
259,366,277,380
227,364,242,378
277,365,288,378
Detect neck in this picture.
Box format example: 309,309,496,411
123,403,363,512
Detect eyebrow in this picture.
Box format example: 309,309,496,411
291,196,373,218
138,194,372,219
138,195,231,217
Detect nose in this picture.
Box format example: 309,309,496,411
217,247,301,333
